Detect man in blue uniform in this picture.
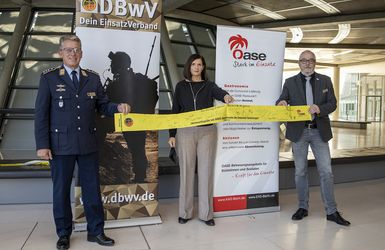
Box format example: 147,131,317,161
34,35,130,249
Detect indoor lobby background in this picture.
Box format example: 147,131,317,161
1,1,385,249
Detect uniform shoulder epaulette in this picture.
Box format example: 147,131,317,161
42,66,61,75
83,68,100,76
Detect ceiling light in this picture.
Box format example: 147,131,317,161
304,0,340,14
237,3,286,20
329,24,351,44
289,27,303,43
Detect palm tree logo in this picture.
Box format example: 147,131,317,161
228,34,248,50
228,34,248,59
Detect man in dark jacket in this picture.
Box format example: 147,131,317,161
276,50,350,226
34,35,130,249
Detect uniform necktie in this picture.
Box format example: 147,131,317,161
305,76,314,120
71,70,79,89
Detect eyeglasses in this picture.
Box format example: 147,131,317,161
60,47,82,54
299,58,316,64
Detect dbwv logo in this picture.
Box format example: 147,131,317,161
80,0,159,18
228,34,266,61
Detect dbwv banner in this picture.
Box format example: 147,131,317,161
214,26,286,216
74,0,162,230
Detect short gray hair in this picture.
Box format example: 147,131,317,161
59,35,82,48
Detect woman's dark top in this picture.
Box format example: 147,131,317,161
169,79,229,137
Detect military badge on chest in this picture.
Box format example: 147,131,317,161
56,84,66,92
58,95,64,108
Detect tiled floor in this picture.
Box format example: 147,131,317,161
1,178,385,250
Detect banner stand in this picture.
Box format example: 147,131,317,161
213,26,286,217
214,207,280,218
74,216,162,232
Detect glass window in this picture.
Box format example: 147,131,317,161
207,69,215,82
30,11,73,33
7,89,38,109
197,46,216,68
159,65,170,90
0,120,35,151
0,11,20,32
170,43,196,65
0,61,3,73
15,61,61,87
165,20,192,43
23,35,61,58
0,34,11,58
158,91,173,110
189,25,216,47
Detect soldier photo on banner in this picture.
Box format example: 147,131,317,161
96,37,159,185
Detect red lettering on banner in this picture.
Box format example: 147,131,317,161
213,194,247,212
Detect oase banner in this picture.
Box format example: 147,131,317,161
214,26,286,216
74,0,162,230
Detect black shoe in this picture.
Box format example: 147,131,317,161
292,208,308,220
87,233,115,246
204,219,215,226
178,217,190,224
327,211,351,226
56,235,70,249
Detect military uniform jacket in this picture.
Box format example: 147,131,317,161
34,65,119,155
276,72,337,142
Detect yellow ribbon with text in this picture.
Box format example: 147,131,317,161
114,105,311,132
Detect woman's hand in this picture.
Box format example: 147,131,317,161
224,94,235,104
168,137,176,148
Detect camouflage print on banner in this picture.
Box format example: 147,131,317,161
74,183,159,222
76,0,162,33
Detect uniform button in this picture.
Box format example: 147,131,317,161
76,95,79,98
77,105,80,109
59,96,63,99
55,129,58,132
77,116,80,120
78,127,81,131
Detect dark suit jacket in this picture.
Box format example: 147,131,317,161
34,65,118,155
276,72,337,142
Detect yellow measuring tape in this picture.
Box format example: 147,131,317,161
115,104,311,132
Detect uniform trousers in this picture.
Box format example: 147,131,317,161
176,125,217,221
50,152,104,237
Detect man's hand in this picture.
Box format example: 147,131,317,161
118,103,131,114
168,137,176,148
224,94,235,104
309,104,320,114
37,149,52,160
277,100,288,106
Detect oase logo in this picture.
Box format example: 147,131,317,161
228,34,267,61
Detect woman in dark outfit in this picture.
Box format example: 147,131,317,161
168,54,234,226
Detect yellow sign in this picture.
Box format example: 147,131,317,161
114,105,311,132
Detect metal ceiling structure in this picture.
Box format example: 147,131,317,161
1,0,385,66
165,0,385,67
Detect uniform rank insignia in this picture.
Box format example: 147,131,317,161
81,70,88,77
59,68,65,76
87,92,96,99
56,84,66,92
